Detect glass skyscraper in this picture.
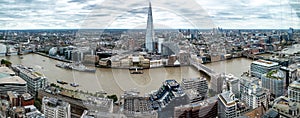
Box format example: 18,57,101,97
145,1,154,52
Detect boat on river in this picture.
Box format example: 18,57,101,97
57,80,68,85
56,62,96,73
70,83,79,87
129,67,143,74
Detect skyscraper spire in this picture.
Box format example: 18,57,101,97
145,0,154,53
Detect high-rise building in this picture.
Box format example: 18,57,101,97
288,27,294,41
12,65,46,96
0,67,27,95
121,90,154,117
288,80,300,103
182,77,208,96
211,73,224,95
42,97,71,118
250,60,280,79
218,91,248,118
157,38,164,54
224,74,240,98
240,76,269,109
150,80,185,110
261,70,285,97
145,1,154,52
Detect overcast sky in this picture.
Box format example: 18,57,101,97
0,0,299,29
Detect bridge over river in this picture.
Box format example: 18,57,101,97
190,59,223,94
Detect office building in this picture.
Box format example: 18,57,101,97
211,73,224,95
225,74,240,98
250,60,280,78
179,50,190,65
240,76,269,109
150,80,185,110
261,70,285,97
280,66,297,89
157,38,164,54
161,42,179,56
185,89,203,103
181,77,208,98
288,80,300,103
121,90,155,117
6,91,34,108
24,105,45,118
42,97,71,118
271,96,300,117
288,27,294,41
174,96,218,118
218,91,248,118
145,1,154,52
0,67,27,95
12,65,46,96
21,93,34,106
8,105,45,118
83,96,113,113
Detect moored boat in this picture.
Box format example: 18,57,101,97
70,83,79,87
57,80,68,85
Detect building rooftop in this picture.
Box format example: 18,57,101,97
43,97,69,108
175,95,218,110
22,93,33,100
83,96,113,113
182,77,207,83
264,70,285,80
0,71,26,85
81,110,127,118
132,56,140,62
218,91,237,106
289,80,300,89
12,65,45,80
262,108,279,118
7,91,19,99
0,67,15,75
164,79,179,88
252,60,279,67
271,96,300,117
185,89,200,100
225,74,239,81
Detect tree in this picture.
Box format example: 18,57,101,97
34,98,42,111
107,94,118,103
1,59,12,67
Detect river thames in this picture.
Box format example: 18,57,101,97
3,54,254,96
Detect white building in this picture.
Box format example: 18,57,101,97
181,77,208,97
42,97,71,118
288,80,300,103
12,65,46,96
240,76,269,109
250,60,280,78
224,74,240,98
218,91,239,118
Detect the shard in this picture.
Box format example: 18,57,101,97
145,1,154,53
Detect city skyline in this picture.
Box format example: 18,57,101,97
0,0,299,30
